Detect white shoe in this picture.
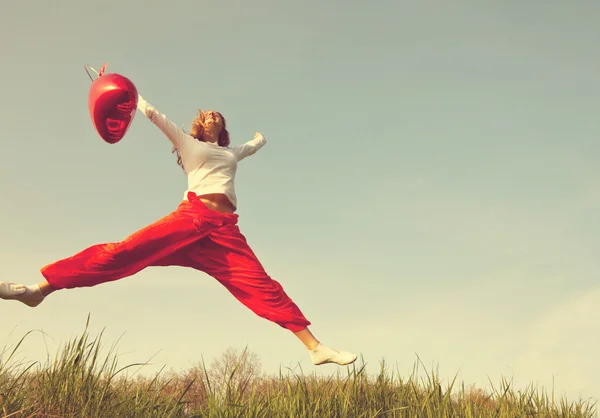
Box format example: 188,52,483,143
309,343,357,366
0,282,44,307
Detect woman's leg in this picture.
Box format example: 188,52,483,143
39,212,202,290
0,202,217,307
39,280,57,296
185,224,357,366
294,328,320,350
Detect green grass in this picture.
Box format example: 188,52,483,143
0,317,596,417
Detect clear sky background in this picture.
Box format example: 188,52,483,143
1,0,599,403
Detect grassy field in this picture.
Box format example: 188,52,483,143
1,318,596,418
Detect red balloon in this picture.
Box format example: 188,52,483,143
88,72,138,144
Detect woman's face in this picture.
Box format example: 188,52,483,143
203,110,223,131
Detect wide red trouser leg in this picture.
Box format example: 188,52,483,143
40,200,222,289
181,223,312,333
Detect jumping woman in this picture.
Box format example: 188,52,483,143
0,94,357,366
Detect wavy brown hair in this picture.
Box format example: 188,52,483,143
172,109,230,171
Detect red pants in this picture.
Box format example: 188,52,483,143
40,192,311,332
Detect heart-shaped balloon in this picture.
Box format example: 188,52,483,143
88,72,138,144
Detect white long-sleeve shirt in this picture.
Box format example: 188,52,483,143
137,95,266,210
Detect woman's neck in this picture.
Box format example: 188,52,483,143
203,129,219,144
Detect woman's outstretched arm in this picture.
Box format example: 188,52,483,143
233,132,267,161
137,94,189,149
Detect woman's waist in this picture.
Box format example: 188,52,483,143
197,193,235,214
183,190,236,214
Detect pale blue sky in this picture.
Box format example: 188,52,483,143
1,0,599,403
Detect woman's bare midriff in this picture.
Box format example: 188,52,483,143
198,193,235,214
